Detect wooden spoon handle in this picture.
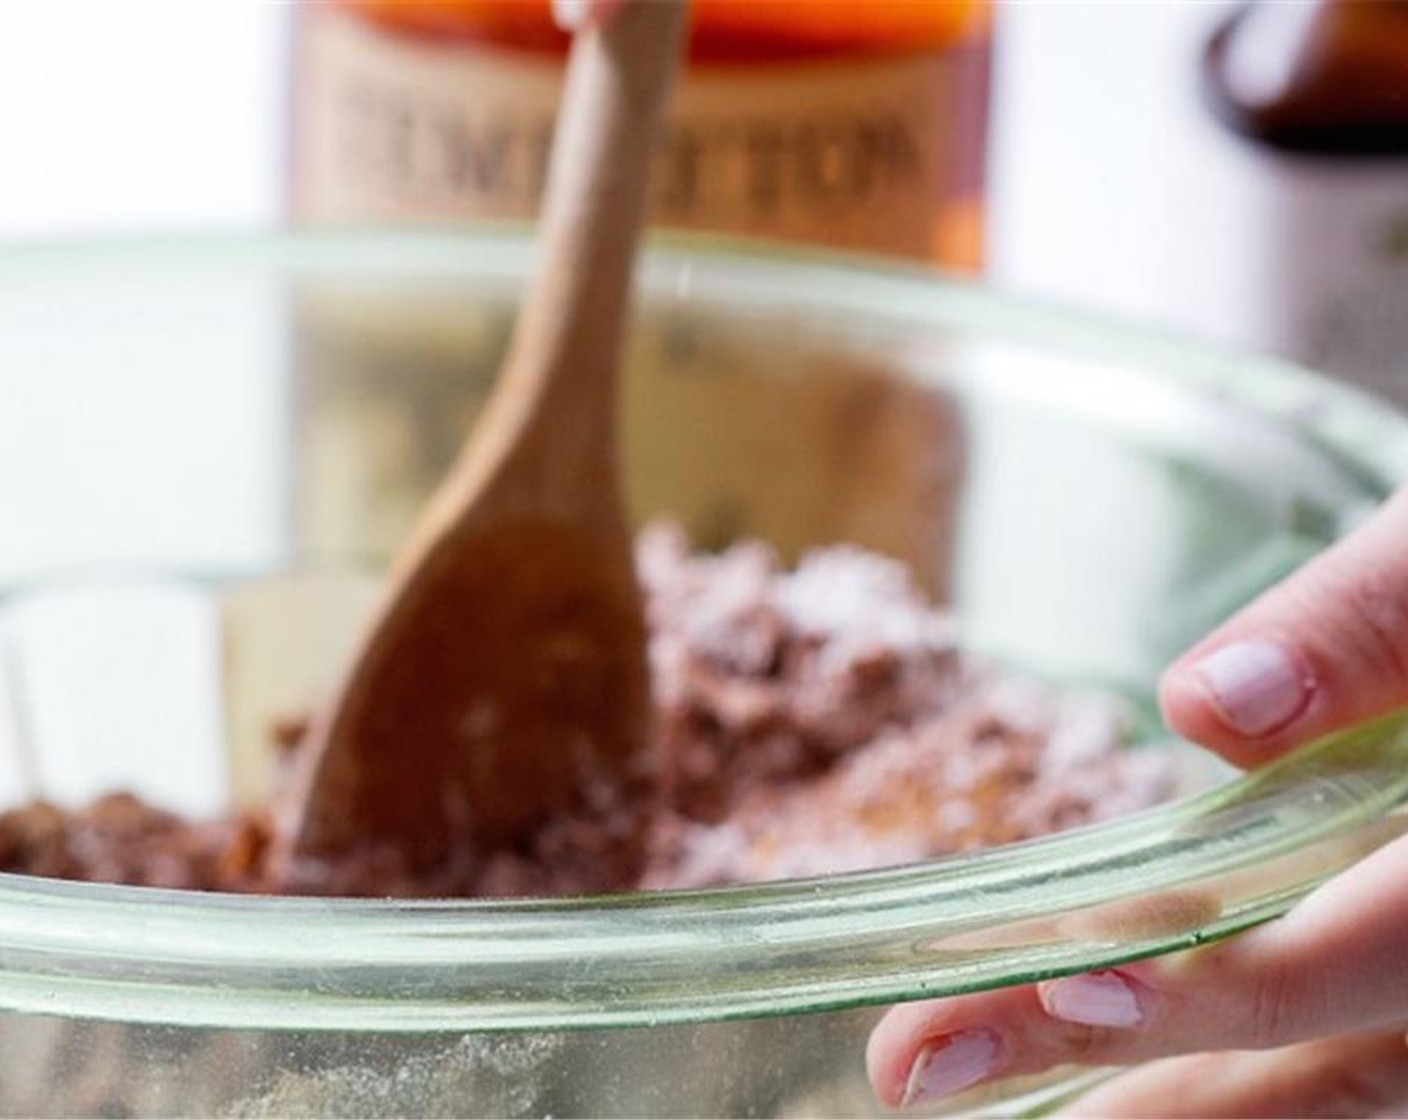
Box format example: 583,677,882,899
503,0,689,427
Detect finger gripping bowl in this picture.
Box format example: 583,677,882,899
0,231,1405,1118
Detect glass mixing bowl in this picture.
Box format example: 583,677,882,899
0,231,1407,1118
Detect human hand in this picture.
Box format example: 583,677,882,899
867,487,1408,1117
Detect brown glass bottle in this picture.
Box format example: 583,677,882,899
1201,1,1408,404
1204,1,1408,156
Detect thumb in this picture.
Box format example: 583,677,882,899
1162,486,1408,768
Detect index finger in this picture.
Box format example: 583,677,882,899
868,822,1408,1109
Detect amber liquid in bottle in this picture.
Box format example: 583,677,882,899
287,2,976,610
289,0,992,268
1200,1,1408,403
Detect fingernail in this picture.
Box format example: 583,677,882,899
551,0,590,31
902,1029,1003,1106
1189,639,1312,737
1041,970,1144,1028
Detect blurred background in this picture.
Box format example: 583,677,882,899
1,0,1403,397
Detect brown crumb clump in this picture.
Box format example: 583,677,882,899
0,526,1176,898
635,527,1173,888
0,793,271,893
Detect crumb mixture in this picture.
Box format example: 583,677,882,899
0,525,1174,897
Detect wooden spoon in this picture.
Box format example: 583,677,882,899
274,1,689,885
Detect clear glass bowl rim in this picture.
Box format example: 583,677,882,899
1,228,1407,1033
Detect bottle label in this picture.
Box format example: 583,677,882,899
291,6,986,265
1264,158,1408,407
